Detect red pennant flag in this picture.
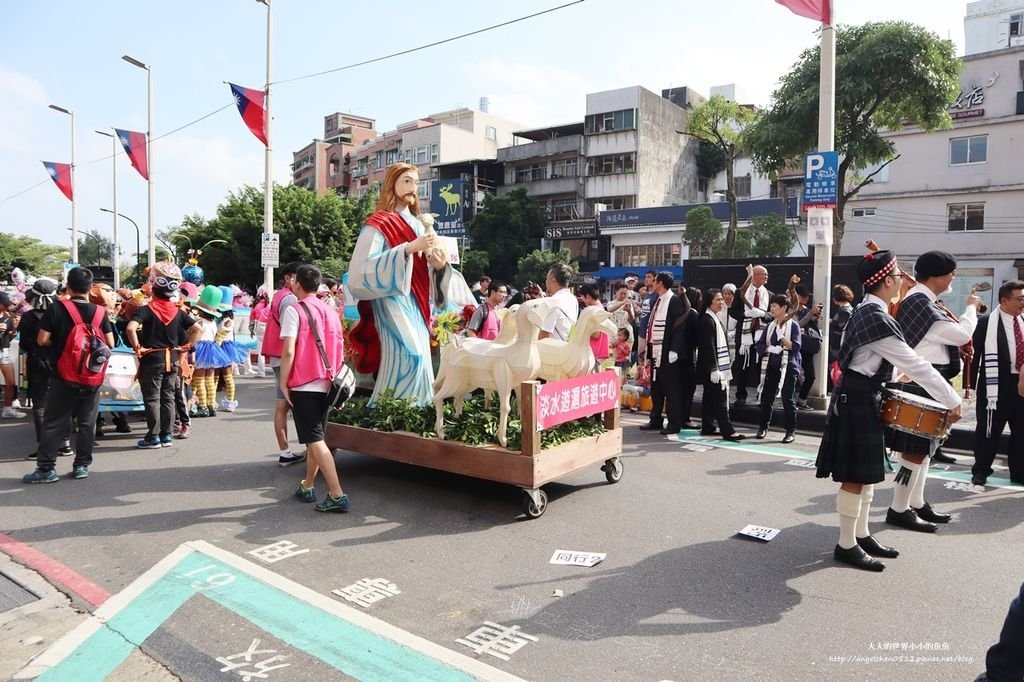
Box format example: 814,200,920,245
229,83,268,146
115,128,149,180
775,0,831,23
42,161,73,201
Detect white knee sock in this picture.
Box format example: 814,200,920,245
856,484,874,539
909,458,929,509
890,457,919,513
837,489,862,550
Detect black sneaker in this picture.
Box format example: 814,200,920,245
57,446,74,457
278,451,307,467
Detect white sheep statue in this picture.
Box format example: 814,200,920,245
536,306,618,381
432,297,559,447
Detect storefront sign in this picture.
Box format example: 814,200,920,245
544,222,597,239
429,180,467,237
951,109,985,120
535,370,619,430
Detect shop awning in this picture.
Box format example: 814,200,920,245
592,265,683,281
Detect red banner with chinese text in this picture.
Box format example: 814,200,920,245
535,370,619,431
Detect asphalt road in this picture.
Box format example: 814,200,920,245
1,376,1021,681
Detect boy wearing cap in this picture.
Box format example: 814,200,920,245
24,268,115,483
885,251,981,532
815,250,962,572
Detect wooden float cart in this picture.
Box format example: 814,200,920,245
324,373,624,518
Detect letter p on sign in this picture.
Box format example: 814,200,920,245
805,154,824,178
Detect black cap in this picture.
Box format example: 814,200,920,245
794,283,811,297
0,291,11,308
914,251,957,279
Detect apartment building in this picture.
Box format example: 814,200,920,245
290,113,376,196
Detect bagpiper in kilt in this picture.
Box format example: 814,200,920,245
813,248,963,573
883,251,979,533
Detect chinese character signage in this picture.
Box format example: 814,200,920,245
535,370,618,431
802,151,838,209
429,179,467,237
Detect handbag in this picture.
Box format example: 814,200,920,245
298,302,355,409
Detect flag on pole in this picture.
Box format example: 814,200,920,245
775,0,831,23
115,128,149,180
229,83,268,146
41,161,73,201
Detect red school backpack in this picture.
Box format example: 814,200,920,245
55,300,111,388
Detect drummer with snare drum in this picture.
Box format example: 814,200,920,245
884,251,981,533
815,248,962,573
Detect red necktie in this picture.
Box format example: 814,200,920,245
1014,316,1024,371
751,289,761,333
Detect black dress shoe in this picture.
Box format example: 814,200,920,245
913,502,951,524
660,426,681,435
931,452,956,464
834,544,885,572
857,535,899,558
971,477,986,487
638,422,663,431
681,422,700,430
723,433,747,442
755,428,767,439
700,429,720,436
781,431,795,444
885,508,938,533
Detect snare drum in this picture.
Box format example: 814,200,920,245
880,388,951,439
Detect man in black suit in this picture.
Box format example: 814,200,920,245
729,264,773,407
639,272,687,435
970,279,1024,486
697,288,746,441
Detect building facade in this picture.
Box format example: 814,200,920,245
290,113,376,196
966,0,1024,54
846,44,1024,306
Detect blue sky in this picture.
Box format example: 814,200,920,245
0,0,968,265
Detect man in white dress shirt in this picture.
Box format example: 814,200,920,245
816,249,962,572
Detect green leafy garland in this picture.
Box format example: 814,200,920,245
328,391,607,450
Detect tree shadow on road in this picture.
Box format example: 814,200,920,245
497,521,840,640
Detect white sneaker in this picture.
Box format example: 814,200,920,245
2,407,26,419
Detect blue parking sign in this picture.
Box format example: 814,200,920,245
803,151,838,208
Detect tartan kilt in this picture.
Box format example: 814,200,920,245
816,384,887,484
884,381,934,456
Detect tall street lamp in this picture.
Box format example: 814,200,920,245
122,54,154,267
49,104,77,263
256,0,275,295
95,129,120,290
101,208,141,285
68,229,102,266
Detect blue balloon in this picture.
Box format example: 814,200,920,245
182,263,204,285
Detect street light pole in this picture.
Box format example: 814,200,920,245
49,104,77,263
96,129,120,290
68,229,101,265
257,0,274,295
122,54,154,267
101,209,140,286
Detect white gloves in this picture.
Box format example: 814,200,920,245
767,345,783,355
668,351,678,364
710,370,720,383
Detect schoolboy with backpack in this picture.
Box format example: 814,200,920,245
23,267,115,484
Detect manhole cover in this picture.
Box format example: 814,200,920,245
0,572,39,614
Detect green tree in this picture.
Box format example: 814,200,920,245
747,21,961,251
687,95,758,257
467,187,546,283
172,184,373,290
683,206,722,258
516,248,574,289
749,214,796,258
460,249,490,284
76,229,114,266
0,233,66,280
